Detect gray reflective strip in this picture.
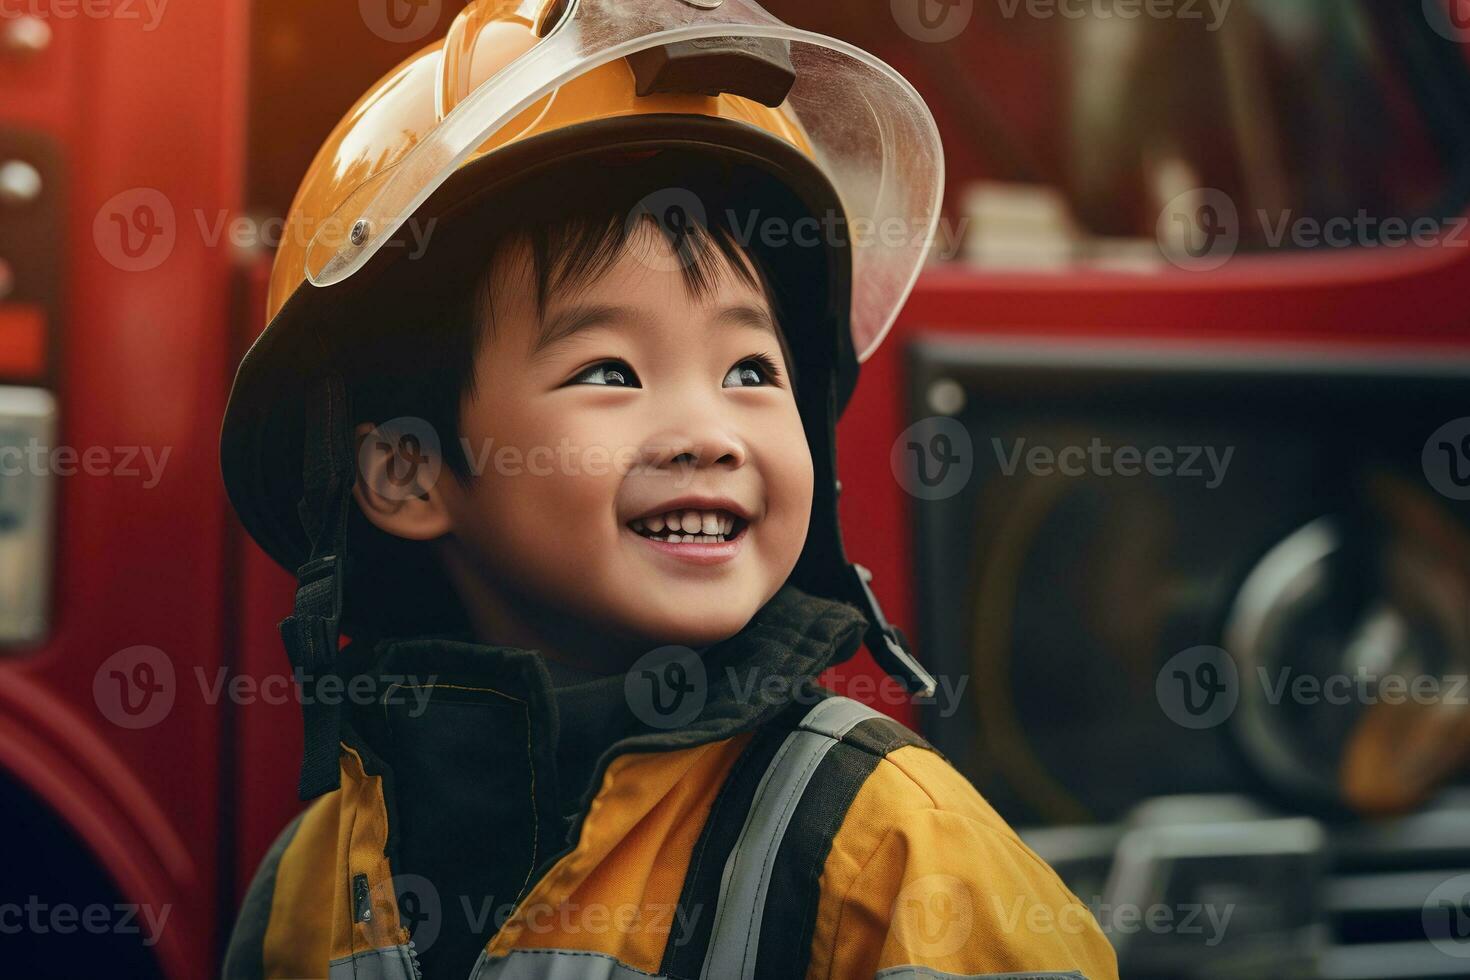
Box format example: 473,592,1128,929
796,693,885,740
471,947,670,979
328,944,419,980
698,695,884,980
876,970,1087,979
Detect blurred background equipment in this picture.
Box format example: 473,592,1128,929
2,0,1469,976
852,2,1470,976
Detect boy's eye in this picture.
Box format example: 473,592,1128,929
723,353,783,388
570,360,641,388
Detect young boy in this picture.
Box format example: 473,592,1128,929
220,2,1118,978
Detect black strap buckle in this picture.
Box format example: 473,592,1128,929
851,563,937,698
278,553,347,800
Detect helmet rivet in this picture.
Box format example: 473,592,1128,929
350,219,370,247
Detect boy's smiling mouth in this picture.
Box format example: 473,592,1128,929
628,509,748,543
624,497,753,563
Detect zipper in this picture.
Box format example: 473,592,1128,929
352,872,372,923
353,872,423,979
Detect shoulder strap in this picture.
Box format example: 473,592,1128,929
684,694,932,980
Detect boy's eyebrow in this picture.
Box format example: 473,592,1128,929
532,303,635,358
532,302,778,358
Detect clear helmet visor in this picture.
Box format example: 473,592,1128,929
303,0,943,361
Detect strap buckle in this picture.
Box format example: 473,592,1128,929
851,563,936,698
278,550,348,799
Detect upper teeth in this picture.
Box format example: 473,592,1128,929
630,509,738,537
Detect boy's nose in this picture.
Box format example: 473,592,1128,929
641,428,747,471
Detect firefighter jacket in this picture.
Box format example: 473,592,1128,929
222,583,1119,980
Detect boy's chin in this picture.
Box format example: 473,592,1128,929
613,604,762,653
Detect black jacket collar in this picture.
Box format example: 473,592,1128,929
340,582,870,813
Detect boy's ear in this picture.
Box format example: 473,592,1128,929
351,420,453,541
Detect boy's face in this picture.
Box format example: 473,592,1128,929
360,223,813,655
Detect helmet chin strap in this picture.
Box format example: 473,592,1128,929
830,471,936,697
848,559,937,699
279,371,353,801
